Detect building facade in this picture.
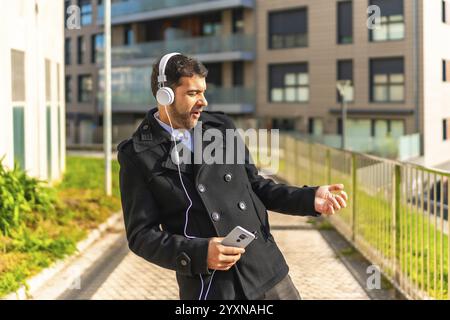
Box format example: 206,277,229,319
256,0,450,167
64,0,450,167
0,0,65,181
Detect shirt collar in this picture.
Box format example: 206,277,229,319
154,111,191,142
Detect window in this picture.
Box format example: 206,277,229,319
272,118,296,131
337,60,354,102
11,50,26,103
91,33,104,63
443,0,450,24
232,8,244,34
11,49,26,169
124,25,134,45
79,0,92,26
203,63,222,87
269,63,309,103
65,38,71,65
269,8,308,49
373,119,404,137
45,59,51,103
337,1,353,44
77,36,85,64
443,60,450,82
308,118,323,135
233,61,244,86
66,76,72,103
370,58,404,102
78,75,93,103
201,13,222,36
444,118,449,141
369,0,404,41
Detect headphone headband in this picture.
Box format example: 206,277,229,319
158,52,181,84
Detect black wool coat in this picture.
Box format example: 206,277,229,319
117,108,321,300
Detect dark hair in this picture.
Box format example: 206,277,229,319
151,54,208,98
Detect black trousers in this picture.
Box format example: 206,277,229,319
259,274,301,300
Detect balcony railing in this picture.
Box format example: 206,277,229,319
97,85,255,113
97,34,255,64
98,0,254,23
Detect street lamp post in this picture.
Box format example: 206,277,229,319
104,0,112,196
336,80,351,150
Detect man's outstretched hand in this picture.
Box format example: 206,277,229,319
314,184,348,216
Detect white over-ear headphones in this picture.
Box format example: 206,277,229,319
156,52,181,106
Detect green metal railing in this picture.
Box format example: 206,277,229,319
254,133,449,300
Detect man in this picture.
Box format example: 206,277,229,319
117,53,348,300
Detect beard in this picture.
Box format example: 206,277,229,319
168,102,200,130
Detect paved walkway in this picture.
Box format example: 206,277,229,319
31,212,369,300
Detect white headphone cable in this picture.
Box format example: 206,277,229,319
163,105,216,300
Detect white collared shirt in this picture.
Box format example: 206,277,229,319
154,111,193,152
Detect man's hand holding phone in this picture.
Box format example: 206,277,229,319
207,237,245,271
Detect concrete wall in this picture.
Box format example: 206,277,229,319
0,0,65,181
422,0,450,166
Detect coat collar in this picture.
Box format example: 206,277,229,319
132,107,224,153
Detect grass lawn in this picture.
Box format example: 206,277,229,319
0,156,121,298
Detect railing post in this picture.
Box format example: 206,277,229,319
326,149,331,185
392,164,401,283
309,143,313,186
351,153,357,242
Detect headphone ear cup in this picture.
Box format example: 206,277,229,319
156,87,175,106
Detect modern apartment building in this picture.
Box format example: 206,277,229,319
65,0,256,144
0,0,65,182
64,0,450,167
256,0,450,167
64,0,103,145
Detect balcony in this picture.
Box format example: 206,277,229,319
98,34,255,66
97,66,255,114
98,0,255,25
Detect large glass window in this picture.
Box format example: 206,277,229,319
78,74,93,103
269,63,309,103
269,8,308,49
369,0,404,41
337,1,353,44
79,0,92,26
370,58,404,102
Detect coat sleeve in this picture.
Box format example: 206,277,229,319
245,158,321,217
118,150,211,276
221,117,321,217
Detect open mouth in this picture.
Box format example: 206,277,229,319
190,109,202,118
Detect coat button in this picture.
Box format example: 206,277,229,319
224,173,232,182
238,201,247,211
180,259,188,266
211,212,220,222
198,184,206,193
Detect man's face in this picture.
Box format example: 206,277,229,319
165,75,208,130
